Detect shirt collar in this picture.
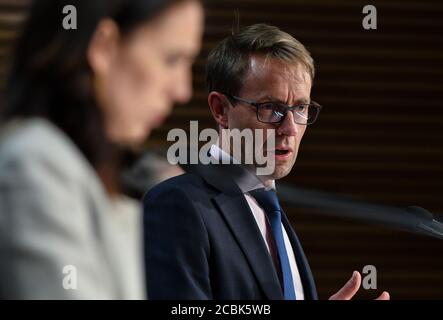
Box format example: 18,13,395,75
209,144,276,193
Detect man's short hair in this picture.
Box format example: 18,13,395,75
205,23,315,96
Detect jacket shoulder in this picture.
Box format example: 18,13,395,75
146,171,212,199
0,118,99,186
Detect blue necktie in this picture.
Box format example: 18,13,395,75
250,188,296,300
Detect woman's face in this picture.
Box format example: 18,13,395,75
90,0,203,145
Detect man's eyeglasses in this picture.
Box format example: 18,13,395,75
224,93,322,125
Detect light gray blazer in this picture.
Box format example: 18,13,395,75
0,118,146,299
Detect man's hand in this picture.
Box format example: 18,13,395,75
329,271,390,300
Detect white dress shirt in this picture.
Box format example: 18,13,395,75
210,144,305,299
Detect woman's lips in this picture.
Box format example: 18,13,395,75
152,115,167,128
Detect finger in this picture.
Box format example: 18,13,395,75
329,271,361,300
375,291,390,300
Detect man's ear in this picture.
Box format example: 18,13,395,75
87,19,120,78
208,91,230,129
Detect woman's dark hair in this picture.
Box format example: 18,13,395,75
1,0,184,194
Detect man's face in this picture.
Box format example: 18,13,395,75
225,55,312,181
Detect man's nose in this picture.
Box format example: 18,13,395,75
276,111,299,136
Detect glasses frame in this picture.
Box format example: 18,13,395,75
224,93,322,125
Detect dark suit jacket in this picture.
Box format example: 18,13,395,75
143,163,318,300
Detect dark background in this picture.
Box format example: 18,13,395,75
1,0,442,299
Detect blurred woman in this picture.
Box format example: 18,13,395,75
0,0,203,299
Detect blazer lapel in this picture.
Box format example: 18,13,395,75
281,212,318,300
187,163,283,299
214,193,283,300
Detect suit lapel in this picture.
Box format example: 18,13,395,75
187,163,283,299
281,212,318,300
185,163,318,300
214,193,283,300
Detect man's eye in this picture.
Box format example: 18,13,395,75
294,105,309,115
263,103,285,112
273,110,285,117
261,103,276,110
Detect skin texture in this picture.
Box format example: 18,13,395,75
88,0,203,145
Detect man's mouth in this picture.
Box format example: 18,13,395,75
275,149,289,155
273,147,293,160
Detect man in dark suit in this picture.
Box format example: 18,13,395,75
143,24,389,300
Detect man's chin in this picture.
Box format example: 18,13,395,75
269,165,292,180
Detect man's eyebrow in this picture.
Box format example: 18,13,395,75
265,95,310,105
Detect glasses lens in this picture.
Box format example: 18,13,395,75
307,103,320,124
293,104,321,125
293,105,310,124
258,103,286,123
258,101,321,125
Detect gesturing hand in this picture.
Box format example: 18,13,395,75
329,271,390,300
